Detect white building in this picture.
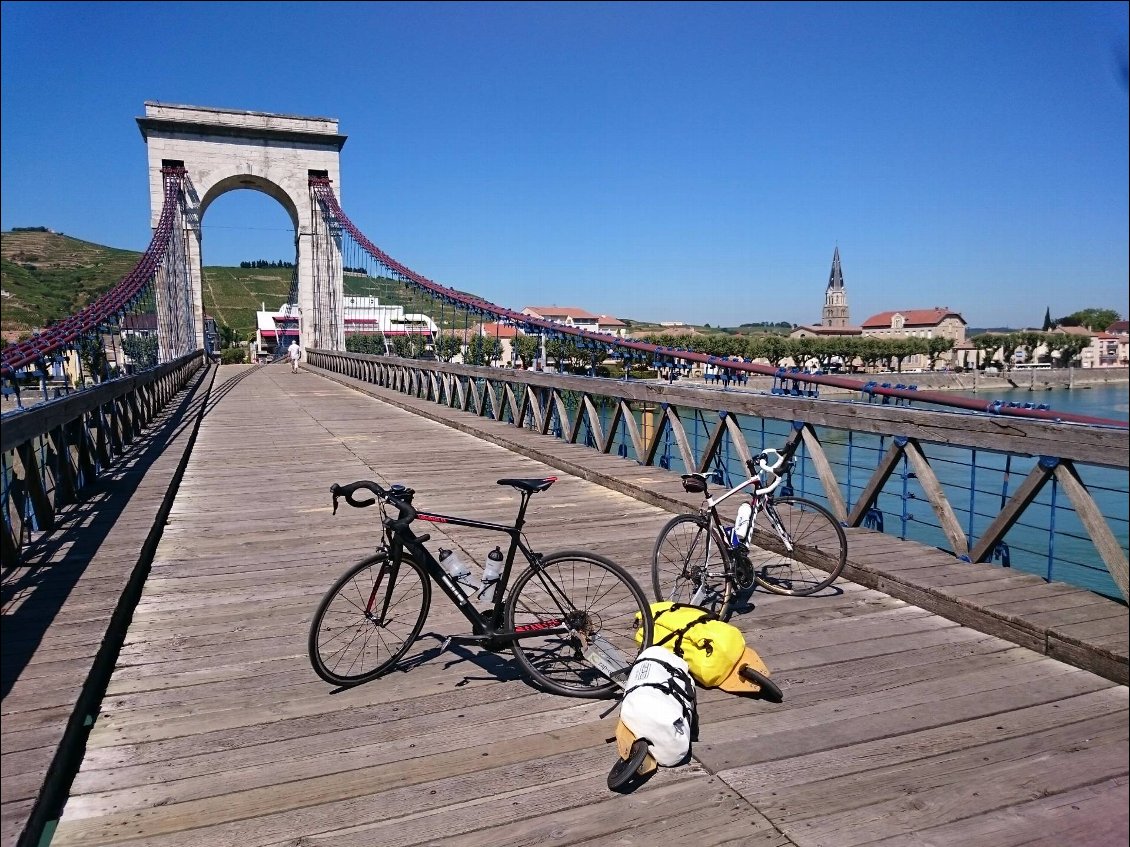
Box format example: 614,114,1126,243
340,296,439,339
253,297,439,358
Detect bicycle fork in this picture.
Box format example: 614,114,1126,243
366,560,399,625
761,500,797,554
684,524,729,604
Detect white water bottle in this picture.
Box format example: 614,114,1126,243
478,545,505,604
438,548,480,594
734,500,754,544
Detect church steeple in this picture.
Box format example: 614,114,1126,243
827,246,844,291
821,246,850,327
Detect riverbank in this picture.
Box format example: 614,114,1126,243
872,366,1128,394
674,366,1129,399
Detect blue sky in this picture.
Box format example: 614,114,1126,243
2,1,1127,328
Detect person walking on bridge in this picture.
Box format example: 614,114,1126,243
287,339,302,374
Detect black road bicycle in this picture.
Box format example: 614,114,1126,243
309,477,654,698
652,447,848,620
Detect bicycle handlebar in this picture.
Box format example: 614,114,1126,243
330,480,418,534
744,447,794,497
330,480,382,511
746,448,789,477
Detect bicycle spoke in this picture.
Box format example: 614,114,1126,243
750,498,847,596
308,554,430,686
507,552,652,698
652,514,733,618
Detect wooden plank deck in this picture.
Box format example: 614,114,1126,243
317,362,1129,686
7,362,1129,846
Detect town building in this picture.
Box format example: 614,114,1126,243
861,308,967,371
861,308,967,345
1075,322,1129,369
822,246,850,327
521,306,628,337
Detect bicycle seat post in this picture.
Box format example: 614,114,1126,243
513,491,534,531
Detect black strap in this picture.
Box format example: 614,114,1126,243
653,604,717,658
628,658,697,709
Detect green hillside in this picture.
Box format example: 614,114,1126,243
1,230,296,343
1,230,142,338
201,265,292,339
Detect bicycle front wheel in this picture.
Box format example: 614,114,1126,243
308,552,431,687
651,514,735,620
506,551,654,699
750,497,847,596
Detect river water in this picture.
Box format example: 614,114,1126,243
981,382,1128,422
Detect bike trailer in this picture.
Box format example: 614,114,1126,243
609,646,698,789
635,602,773,695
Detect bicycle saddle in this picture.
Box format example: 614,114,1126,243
681,473,708,494
497,477,557,494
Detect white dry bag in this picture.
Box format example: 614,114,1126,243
618,646,698,767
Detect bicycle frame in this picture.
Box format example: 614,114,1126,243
316,476,656,695
386,492,574,645
675,450,796,592
699,473,790,554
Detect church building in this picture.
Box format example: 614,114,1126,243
790,247,864,338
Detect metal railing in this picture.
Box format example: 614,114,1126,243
308,350,1128,602
1,353,203,565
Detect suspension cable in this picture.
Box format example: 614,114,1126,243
306,174,1127,430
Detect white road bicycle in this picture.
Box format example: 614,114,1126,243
651,447,848,620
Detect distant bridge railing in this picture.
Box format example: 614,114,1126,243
309,349,1129,602
1,352,203,565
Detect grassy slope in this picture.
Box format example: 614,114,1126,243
1,231,294,342
1,232,142,335
201,265,292,339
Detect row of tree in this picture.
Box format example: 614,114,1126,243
343,327,1095,374
636,330,1093,372
239,260,295,269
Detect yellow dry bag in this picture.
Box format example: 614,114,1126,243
635,602,747,688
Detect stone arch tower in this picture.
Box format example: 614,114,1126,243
137,102,347,356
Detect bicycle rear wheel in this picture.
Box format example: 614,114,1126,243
506,551,654,698
308,552,431,686
651,514,735,620
750,497,847,596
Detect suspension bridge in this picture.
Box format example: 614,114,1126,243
2,104,1127,847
